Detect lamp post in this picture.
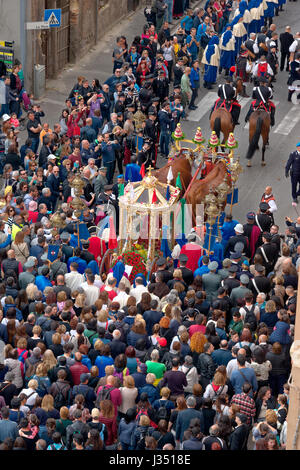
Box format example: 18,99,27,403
204,189,219,255
50,211,67,238
216,177,230,237
70,174,87,246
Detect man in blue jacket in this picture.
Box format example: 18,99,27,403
99,133,121,184
230,354,258,396
176,396,204,445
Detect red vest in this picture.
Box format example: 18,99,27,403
261,193,275,205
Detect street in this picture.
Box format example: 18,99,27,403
30,1,300,233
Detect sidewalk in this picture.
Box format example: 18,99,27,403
37,0,203,123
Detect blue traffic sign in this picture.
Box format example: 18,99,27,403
44,9,62,28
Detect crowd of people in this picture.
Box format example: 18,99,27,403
0,0,298,453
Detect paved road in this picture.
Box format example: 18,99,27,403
20,1,300,235
179,4,300,233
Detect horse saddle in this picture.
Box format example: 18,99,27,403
214,98,233,113
251,100,271,113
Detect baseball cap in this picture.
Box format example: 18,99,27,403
208,261,218,271
2,114,10,122
240,274,249,284
47,154,56,161
255,264,264,272
24,259,35,269
156,257,166,267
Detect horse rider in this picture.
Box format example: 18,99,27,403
244,76,276,127
211,76,241,125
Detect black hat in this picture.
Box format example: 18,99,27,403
179,253,188,263
156,257,167,266
259,76,268,83
230,252,242,260
104,184,113,191
81,240,90,247
158,69,165,75
151,97,160,102
255,264,264,272
226,76,233,82
247,211,255,220
259,201,269,212
262,232,272,241
145,74,154,80
148,110,157,116
144,138,152,145
127,102,135,108
228,264,238,273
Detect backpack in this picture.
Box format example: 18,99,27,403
49,443,66,450
18,350,27,379
257,62,268,77
53,383,69,409
243,305,257,332
136,407,157,429
156,400,169,422
136,426,151,450
96,386,114,404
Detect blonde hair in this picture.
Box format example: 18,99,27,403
123,376,135,388
94,339,104,351
52,333,61,345
42,349,57,371
161,387,171,398
41,394,55,412
28,379,38,389
97,309,108,322
57,291,67,302
139,415,150,426
35,363,48,377
91,408,100,418
213,371,226,386
146,373,156,385
32,325,42,336
26,283,38,300
74,293,86,308
266,409,277,425
105,365,114,376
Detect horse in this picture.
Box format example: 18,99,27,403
153,149,194,193
245,109,270,167
186,161,231,225
210,107,235,147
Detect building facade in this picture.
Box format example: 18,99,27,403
0,0,140,93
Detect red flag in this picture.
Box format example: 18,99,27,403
151,189,157,204
108,216,118,250
140,163,145,178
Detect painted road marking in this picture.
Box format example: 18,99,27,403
273,105,300,135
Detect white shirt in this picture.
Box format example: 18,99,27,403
19,388,39,407
65,271,84,292
266,197,277,213
289,39,300,53
252,61,274,76
114,291,130,309
81,282,100,305
129,284,148,304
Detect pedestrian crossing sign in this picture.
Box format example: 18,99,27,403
44,9,61,28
